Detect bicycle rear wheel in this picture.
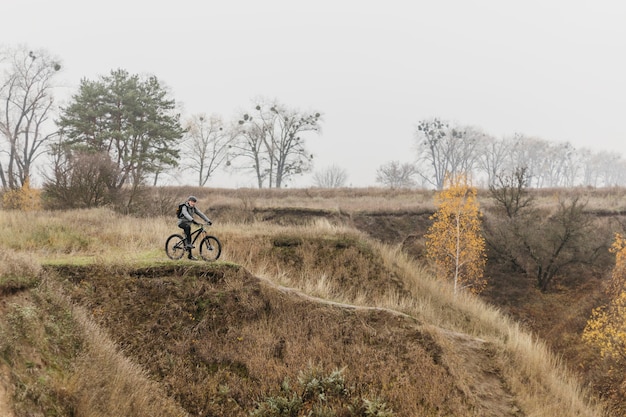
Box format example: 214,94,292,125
165,234,186,260
199,236,221,261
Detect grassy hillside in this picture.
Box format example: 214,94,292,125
1,187,621,416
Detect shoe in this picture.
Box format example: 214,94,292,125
185,244,195,249
187,256,198,261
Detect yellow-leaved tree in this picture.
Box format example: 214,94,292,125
2,178,42,210
583,233,626,362
425,174,487,294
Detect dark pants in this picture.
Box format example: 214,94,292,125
178,221,193,249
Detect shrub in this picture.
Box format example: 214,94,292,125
251,366,394,417
42,150,120,210
2,178,42,210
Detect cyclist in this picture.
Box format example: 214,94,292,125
177,195,212,259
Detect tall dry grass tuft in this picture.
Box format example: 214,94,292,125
365,242,605,417
68,306,187,417
0,272,187,417
0,248,41,294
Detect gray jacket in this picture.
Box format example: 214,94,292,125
178,203,211,225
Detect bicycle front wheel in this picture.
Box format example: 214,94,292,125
165,234,186,260
199,236,221,261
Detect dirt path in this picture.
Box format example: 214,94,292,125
261,276,525,416
0,362,14,417
0,296,15,417
436,330,524,417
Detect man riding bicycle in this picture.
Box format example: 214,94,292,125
177,195,212,259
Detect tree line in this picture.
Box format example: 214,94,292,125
2,45,625,212
377,118,626,190
0,46,322,210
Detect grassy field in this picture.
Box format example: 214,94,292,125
0,187,620,416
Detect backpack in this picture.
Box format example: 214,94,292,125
175,202,186,218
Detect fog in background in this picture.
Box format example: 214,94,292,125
5,0,626,187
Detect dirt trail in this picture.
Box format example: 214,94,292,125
436,330,524,417
260,275,525,416
0,309,13,417
0,371,13,417
0,297,15,417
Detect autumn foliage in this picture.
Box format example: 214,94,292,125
583,233,626,362
425,174,487,294
2,178,42,210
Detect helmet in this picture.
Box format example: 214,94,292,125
187,195,197,202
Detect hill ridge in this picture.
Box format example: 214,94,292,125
45,262,525,416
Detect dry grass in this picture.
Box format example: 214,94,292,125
0,248,41,294
0,208,170,263
179,185,626,214
0,276,189,417
198,186,438,213
68,304,188,417
0,197,612,416
216,221,605,416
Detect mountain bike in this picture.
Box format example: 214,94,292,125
165,223,222,261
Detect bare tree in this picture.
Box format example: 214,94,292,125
538,141,577,187
487,176,604,292
477,135,511,187
0,46,61,190
43,138,120,209
590,150,626,187
232,97,322,188
414,118,448,189
313,164,348,188
447,125,485,179
376,160,416,188
523,197,599,292
488,167,533,219
559,143,583,187
414,118,484,189
507,134,550,188
182,113,233,186
576,148,626,187
579,148,602,187
483,167,533,271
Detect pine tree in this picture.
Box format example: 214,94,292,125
425,174,487,294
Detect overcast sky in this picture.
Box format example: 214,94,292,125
4,1,626,187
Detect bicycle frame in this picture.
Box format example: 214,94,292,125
165,223,221,261
189,225,207,246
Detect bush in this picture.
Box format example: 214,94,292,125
251,366,394,417
2,179,42,210
42,151,120,210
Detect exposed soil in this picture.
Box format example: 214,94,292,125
0,297,16,417
0,364,14,417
